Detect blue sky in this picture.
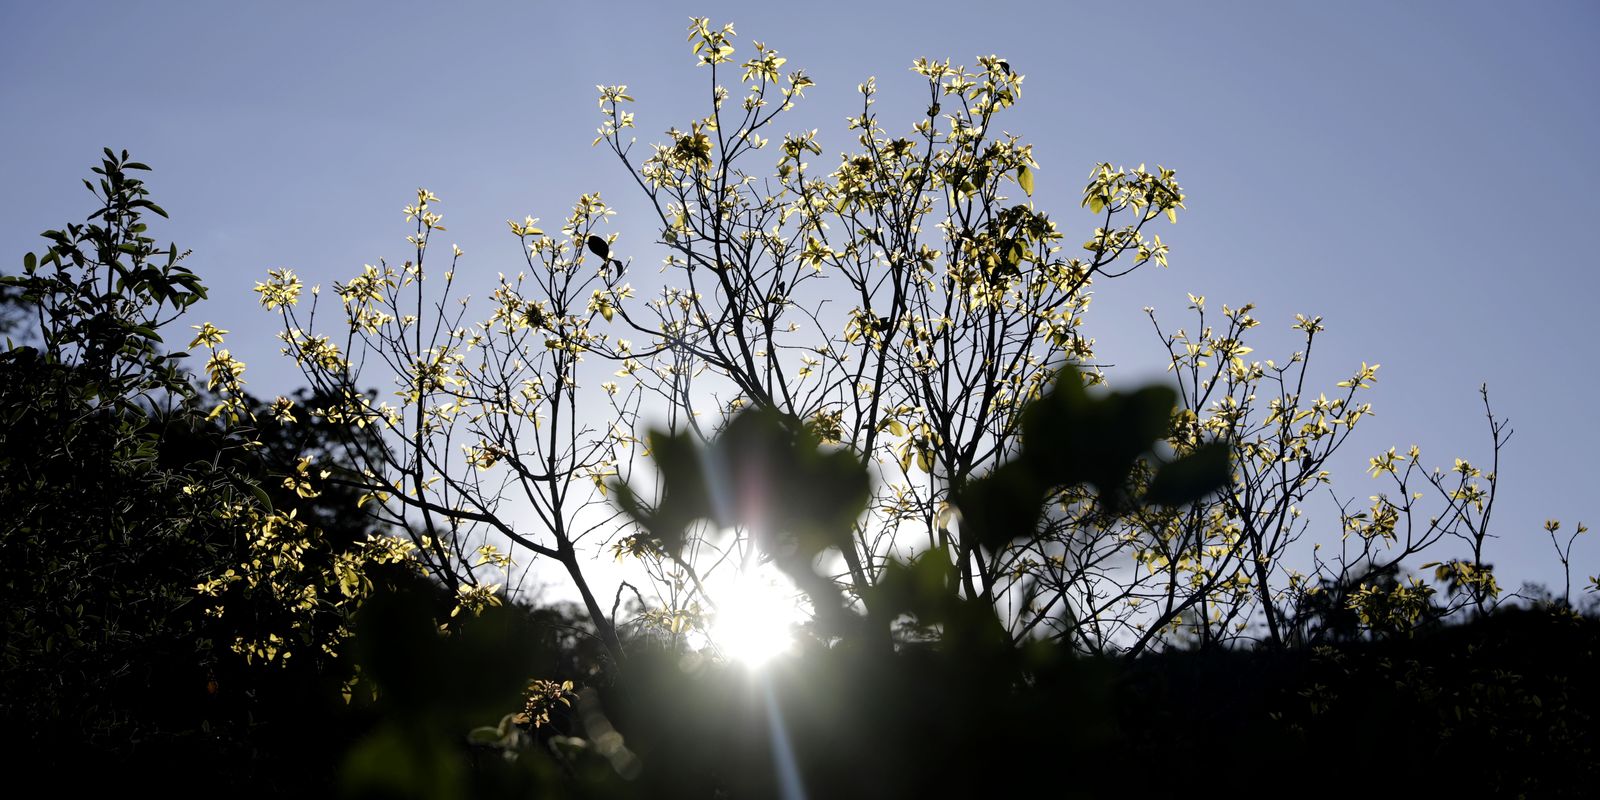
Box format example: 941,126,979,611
3,1,1596,596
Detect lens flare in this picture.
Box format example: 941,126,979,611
707,564,801,667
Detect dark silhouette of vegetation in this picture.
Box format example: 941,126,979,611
0,154,438,793
326,397,1595,798
1,151,224,760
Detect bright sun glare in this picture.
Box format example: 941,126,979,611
706,564,804,668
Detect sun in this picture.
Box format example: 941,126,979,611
706,562,804,668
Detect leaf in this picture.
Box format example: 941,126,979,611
1145,441,1232,506
614,408,868,592
1018,165,1034,197
619,429,710,557
585,235,610,260
954,459,1046,552
246,480,273,512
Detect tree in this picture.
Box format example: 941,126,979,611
0,153,430,790
0,150,225,752
264,20,1188,657
589,19,1564,654
594,28,1191,617
255,189,641,666
264,18,1586,674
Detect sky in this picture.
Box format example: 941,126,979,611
3,0,1596,602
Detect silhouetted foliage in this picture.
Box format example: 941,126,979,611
0,151,229,761
330,389,1595,798
0,155,435,793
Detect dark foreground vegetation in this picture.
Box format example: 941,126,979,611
3,21,1596,797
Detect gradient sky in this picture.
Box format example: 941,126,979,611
3,1,1595,599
